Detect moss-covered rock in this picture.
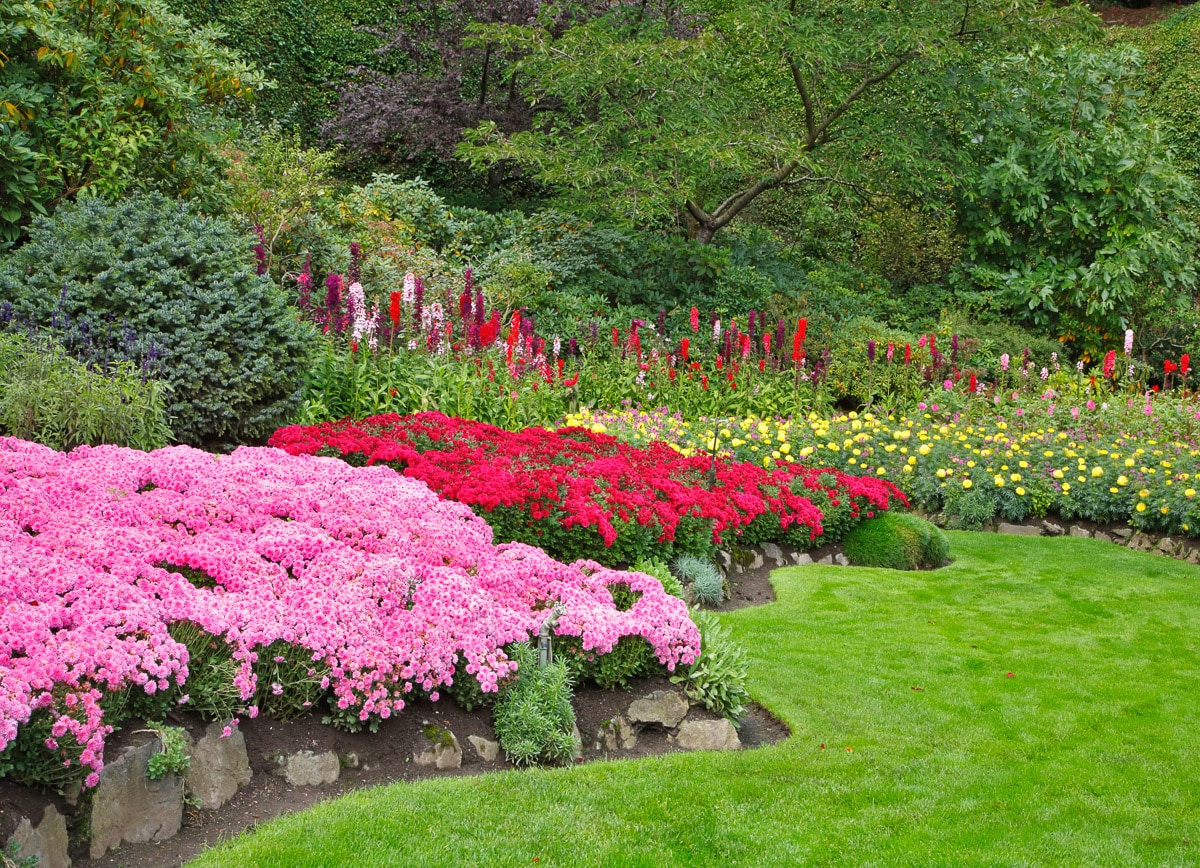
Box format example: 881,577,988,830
843,512,950,571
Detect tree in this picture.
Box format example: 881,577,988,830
457,0,1096,243
0,0,261,246
955,45,1198,352
325,0,600,180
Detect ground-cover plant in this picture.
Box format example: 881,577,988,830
0,437,699,791
567,400,1200,538
186,533,1200,866
0,332,171,451
672,554,725,606
669,609,749,722
269,413,906,565
0,195,316,446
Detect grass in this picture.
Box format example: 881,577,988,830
188,533,1200,866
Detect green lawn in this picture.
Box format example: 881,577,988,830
188,533,1200,867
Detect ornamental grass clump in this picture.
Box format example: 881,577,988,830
0,437,699,790
672,554,725,606
843,512,950,571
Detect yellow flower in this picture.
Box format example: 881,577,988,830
1062,483,1071,493
1188,489,1197,499
1015,487,1026,496
936,468,947,479
1136,502,1147,512
877,467,887,476
1139,489,1150,499
1161,506,1171,515
1053,469,1064,479
1010,473,1021,482
962,479,973,489
1117,475,1128,486
993,475,1005,487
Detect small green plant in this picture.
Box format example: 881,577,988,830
670,609,750,722
633,556,686,599
492,644,577,767
945,488,998,531
142,722,191,780
167,621,244,721
673,554,725,606
3,839,38,868
0,333,172,451
843,512,951,571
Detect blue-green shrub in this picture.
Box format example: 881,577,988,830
0,195,316,446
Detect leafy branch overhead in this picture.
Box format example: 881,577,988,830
458,0,1098,242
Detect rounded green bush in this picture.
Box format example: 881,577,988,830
843,512,950,571
0,195,316,446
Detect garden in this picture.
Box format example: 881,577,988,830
3,0,1200,865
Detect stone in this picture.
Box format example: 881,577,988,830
1186,550,1200,565
1156,537,1176,554
747,550,764,570
341,751,360,769
761,542,785,567
467,735,500,763
571,723,584,762
8,805,70,868
1111,527,1133,540
276,750,341,785
791,552,813,566
627,690,689,729
715,550,732,571
1069,526,1092,539
817,554,834,566
185,719,251,810
998,522,1041,537
89,739,184,859
670,719,742,752
1093,531,1113,544
597,715,638,752
833,553,849,566
1129,532,1152,551
413,727,462,771
1042,521,1064,536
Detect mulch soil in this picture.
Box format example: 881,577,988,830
4,675,789,867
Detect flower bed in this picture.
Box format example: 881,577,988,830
269,413,906,565
0,437,699,789
565,407,1200,536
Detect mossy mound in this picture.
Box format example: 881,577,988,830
843,512,950,571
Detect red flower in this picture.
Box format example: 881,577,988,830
612,327,620,347
1183,354,1191,376
1165,359,1177,374
389,292,401,328
758,359,766,372
904,343,912,365
1103,350,1117,378
681,337,690,361
968,373,977,394
690,306,699,333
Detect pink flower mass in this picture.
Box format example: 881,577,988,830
0,438,700,784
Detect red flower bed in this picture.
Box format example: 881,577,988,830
270,414,905,564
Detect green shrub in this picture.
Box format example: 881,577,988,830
843,512,950,571
555,635,660,691
632,556,686,599
168,621,245,721
945,487,999,531
492,644,577,767
0,195,317,446
673,554,725,606
670,609,749,722
0,332,172,451
143,723,192,780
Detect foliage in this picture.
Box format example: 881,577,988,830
1,841,37,868
166,0,394,134
491,644,577,768
670,608,748,721
672,554,725,606
459,0,1095,242
143,722,191,780
555,634,660,691
632,556,685,600
222,125,341,277
0,332,172,451
843,512,950,571
955,45,1199,355
168,622,244,722
0,0,260,240
0,195,316,446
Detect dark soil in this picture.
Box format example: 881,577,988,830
2,677,788,868
1093,0,1196,26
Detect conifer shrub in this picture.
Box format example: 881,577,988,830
0,195,316,446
